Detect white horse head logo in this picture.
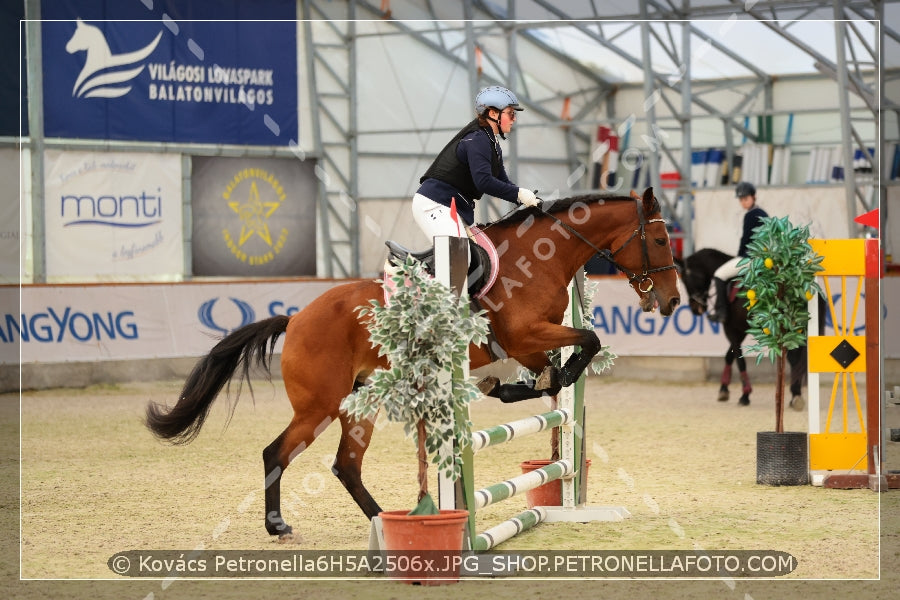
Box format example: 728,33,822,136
65,18,162,99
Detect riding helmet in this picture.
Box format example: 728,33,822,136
735,181,756,198
475,86,524,114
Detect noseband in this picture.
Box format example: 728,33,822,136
545,197,676,293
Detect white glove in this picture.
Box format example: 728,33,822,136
517,188,538,207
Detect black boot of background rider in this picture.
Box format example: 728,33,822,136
709,277,727,323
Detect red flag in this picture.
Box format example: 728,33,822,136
854,208,879,231
450,197,462,236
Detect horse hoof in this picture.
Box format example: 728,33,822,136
738,396,750,406
534,366,559,391
790,396,806,411
276,532,299,544
717,391,729,402
476,376,500,396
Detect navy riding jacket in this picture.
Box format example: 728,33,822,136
738,206,768,257
417,120,520,225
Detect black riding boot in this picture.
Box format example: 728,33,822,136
709,277,728,323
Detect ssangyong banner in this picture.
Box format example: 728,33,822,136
9,280,345,365
191,156,317,277
40,1,297,145
6,276,882,367
43,149,183,279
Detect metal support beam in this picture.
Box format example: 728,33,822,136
640,5,663,207
25,0,45,283
304,1,360,276
679,13,694,256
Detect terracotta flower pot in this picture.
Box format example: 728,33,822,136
520,459,591,508
379,509,469,585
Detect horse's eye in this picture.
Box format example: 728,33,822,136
654,238,667,246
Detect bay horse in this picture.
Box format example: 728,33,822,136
677,248,817,407
145,187,681,539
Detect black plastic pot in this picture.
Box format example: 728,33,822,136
756,431,809,486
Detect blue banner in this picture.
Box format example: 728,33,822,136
41,1,297,146
1,4,26,136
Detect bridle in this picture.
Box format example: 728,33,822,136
541,196,677,294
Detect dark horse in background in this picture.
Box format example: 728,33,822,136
145,188,681,540
677,248,822,408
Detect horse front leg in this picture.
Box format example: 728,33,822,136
719,347,735,402
534,328,601,390
787,346,807,411
478,352,557,403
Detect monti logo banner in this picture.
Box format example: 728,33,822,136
43,150,183,279
40,1,297,145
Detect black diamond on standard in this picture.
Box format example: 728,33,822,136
830,339,861,369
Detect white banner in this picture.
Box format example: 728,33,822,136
589,274,889,357
9,280,345,364
5,274,891,366
588,276,736,356
43,150,183,280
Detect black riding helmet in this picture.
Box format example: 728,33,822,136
735,181,756,198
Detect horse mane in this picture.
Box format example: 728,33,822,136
479,192,658,228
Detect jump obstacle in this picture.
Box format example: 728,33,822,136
430,236,629,551
806,238,899,490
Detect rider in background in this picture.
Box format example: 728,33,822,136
411,85,538,241
708,181,768,322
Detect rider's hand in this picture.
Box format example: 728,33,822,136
517,188,539,207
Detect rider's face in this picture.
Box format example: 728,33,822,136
499,108,517,134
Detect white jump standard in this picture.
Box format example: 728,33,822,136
432,236,630,552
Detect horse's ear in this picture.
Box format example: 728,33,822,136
642,186,655,215
629,189,641,201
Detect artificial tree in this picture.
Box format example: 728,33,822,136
738,216,823,433
340,256,488,511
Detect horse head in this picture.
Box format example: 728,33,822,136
608,187,681,316
65,18,109,56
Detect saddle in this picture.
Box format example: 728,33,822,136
385,228,497,298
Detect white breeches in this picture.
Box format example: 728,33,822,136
411,193,466,240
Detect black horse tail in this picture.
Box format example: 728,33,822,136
145,315,291,444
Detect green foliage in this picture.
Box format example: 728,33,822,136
582,276,617,374
738,215,824,364
340,257,489,483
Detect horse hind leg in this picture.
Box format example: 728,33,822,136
262,412,335,539
333,411,382,519
736,352,751,406
719,348,734,402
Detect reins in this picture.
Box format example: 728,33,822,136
533,196,676,293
